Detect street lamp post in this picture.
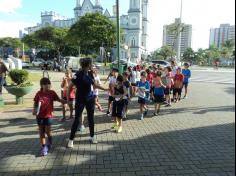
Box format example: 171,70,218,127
177,0,183,64
116,0,121,72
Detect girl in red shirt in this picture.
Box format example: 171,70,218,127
33,78,65,156
61,70,76,121
173,67,184,103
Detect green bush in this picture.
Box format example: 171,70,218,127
9,69,29,85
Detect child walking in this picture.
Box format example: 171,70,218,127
33,78,65,156
182,63,192,99
123,72,131,120
111,75,128,133
152,71,166,116
61,70,76,121
162,67,173,107
107,68,118,116
173,67,184,103
93,66,103,111
136,71,150,120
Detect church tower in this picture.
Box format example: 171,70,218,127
142,0,148,51
74,0,82,20
128,0,143,61
94,0,103,14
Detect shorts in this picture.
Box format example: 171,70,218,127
154,95,165,103
138,97,147,105
63,97,74,104
112,100,126,119
131,83,136,86
109,96,115,102
164,88,171,95
173,88,182,96
183,82,189,88
37,118,53,126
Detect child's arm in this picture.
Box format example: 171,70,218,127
160,80,167,89
94,83,109,91
32,101,37,116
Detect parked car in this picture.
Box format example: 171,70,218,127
152,60,171,67
32,58,45,67
22,62,31,69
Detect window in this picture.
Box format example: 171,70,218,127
131,38,136,47
131,53,136,58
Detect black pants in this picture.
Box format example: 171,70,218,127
173,88,182,97
70,98,95,140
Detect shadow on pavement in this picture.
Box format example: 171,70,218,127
0,123,234,176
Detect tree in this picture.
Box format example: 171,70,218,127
206,45,220,64
151,49,164,61
0,37,24,57
195,48,208,65
159,46,176,60
167,22,185,47
67,13,116,55
221,40,235,59
23,27,68,60
182,48,195,63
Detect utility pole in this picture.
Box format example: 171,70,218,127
177,0,183,63
116,0,121,72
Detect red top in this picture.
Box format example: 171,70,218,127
34,90,60,119
147,73,154,86
174,74,184,88
63,87,76,99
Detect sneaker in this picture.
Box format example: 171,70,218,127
90,137,98,144
165,104,172,107
41,146,48,156
111,123,118,129
117,126,123,133
47,144,52,151
140,115,144,121
67,140,74,148
144,109,149,117
106,111,111,116
153,113,158,117
79,125,85,132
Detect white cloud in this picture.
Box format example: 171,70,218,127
0,0,22,13
0,20,33,38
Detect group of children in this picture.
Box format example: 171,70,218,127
33,61,191,156
105,62,192,133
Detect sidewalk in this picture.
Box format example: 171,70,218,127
0,75,235,176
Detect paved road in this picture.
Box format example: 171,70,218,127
0,70,235,176
191,69,235,84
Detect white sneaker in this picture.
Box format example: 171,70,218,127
67,140,74,148
79,125,85,132
90,137,98,144
140,115,144,121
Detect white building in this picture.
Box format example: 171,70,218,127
23,0,149,62
163,18,192,56
210,24,235,48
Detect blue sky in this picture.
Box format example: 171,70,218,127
0,0,235,51
0,0,128,23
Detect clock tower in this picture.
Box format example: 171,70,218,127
128,0,143,62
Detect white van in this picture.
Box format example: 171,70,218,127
67,57,81,72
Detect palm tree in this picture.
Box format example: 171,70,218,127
222,40,235,59
167,23,185,49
